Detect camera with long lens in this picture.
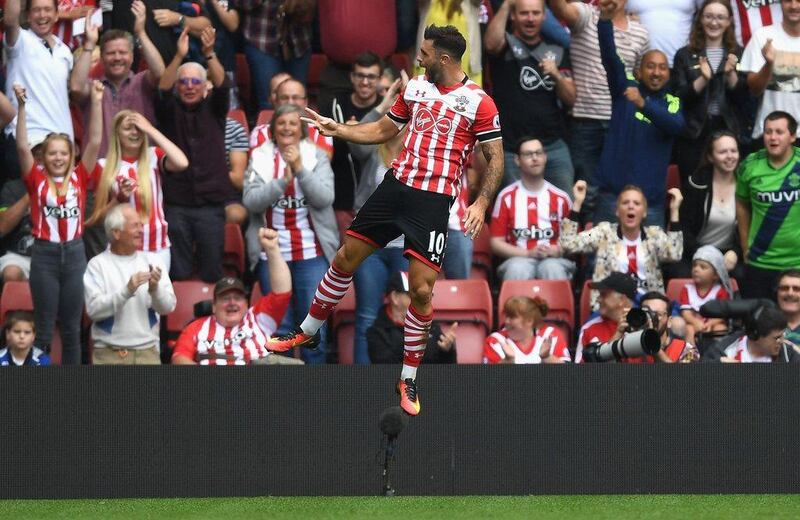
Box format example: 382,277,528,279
583,308,661,362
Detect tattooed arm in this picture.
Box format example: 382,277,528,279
462,138,504,239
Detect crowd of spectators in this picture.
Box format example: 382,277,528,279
1,0,800,366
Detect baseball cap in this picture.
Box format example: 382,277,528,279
214,277,246,299
590,272,637,301
385,271,410,294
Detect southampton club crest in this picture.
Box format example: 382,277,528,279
454,95,469,112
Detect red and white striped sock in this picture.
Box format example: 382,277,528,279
400,304,432,381
300,262,353,335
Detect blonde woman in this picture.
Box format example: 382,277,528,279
14,80,103,364
89,110,188,270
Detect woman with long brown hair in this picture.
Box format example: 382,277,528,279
672,0,749,185
89,110,188,270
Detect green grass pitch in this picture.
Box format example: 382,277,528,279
1,495,800,519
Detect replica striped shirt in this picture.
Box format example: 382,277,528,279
679,283,730,312
733,0,782,46
25,162,99,242
263,148,324,262
490,180,571,250
172,292,291,365
723,336,773,362
388,75,501,197
99,147,169,252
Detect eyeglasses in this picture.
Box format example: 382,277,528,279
178,77,203,87
352,72,380,82
518,150,545,159
702,13,730,22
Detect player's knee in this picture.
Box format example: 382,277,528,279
409,279,434,307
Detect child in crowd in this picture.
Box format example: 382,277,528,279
0,311,50,366
679,245,733,345
484,296,571,364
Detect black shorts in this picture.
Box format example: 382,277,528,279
348,170,453,271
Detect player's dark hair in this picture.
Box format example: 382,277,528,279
765,111,798,136
353,51,383,71
423,24,466,61
515,136,544,155
640,291,673,315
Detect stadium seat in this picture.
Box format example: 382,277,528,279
235,53,251,110
256,109,274,128
250,281,263,307
0,280,33,319
389,53,412,75
579,279,593,327
497,279,575,345
167,281,215,337
223,223,246,278
227,109,249,135
431,279,492,364
307,53,328,105
471,230,492,282
667,164,681,191
331,287,357,364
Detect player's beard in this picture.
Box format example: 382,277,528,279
426,63,442,84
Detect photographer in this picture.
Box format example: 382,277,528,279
635,292,699,364
576,272,637,363
703,304,800,363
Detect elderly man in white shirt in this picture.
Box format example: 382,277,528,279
84,204,176,364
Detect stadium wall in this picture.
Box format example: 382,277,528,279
1,365,799,498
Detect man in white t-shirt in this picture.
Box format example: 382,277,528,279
3,0,74,146
740,0,800,138
625,0,704,67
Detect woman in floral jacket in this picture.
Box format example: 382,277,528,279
561,182,684,309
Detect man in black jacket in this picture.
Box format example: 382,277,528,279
367,271,457,365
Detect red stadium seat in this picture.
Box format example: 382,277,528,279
471,230,493,281
667,164,681,191
431,279,492,364
0,280,33,319
579,280,593,328
389,53,412,75
166,281,215,337
497,279,575,345
223,223,246,278
256,109,274,128
306,53,328,104
227,109,249,135
331,287,357,364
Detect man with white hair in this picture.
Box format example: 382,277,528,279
84,204,176,365
156,26,232,282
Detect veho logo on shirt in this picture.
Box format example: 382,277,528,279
273,196,308,209
512,226,554,240
43,205,80,219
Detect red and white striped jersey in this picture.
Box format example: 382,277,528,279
249,123,333,155
99,147,169,252
723,336,773,363
483,326,571,364
490,180,571,249
262,148,324,262
617,236,647,291
172,292,291,365
25,162,100,243
733,0,782,46
388,75,501,197
679,283,730,313
576,315,618,363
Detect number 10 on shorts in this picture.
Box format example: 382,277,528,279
428,231,445,263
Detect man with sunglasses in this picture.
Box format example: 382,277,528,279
324,52,385,220
156,26,231,283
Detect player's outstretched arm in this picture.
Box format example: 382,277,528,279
301,108,400,145
462,139,504,239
